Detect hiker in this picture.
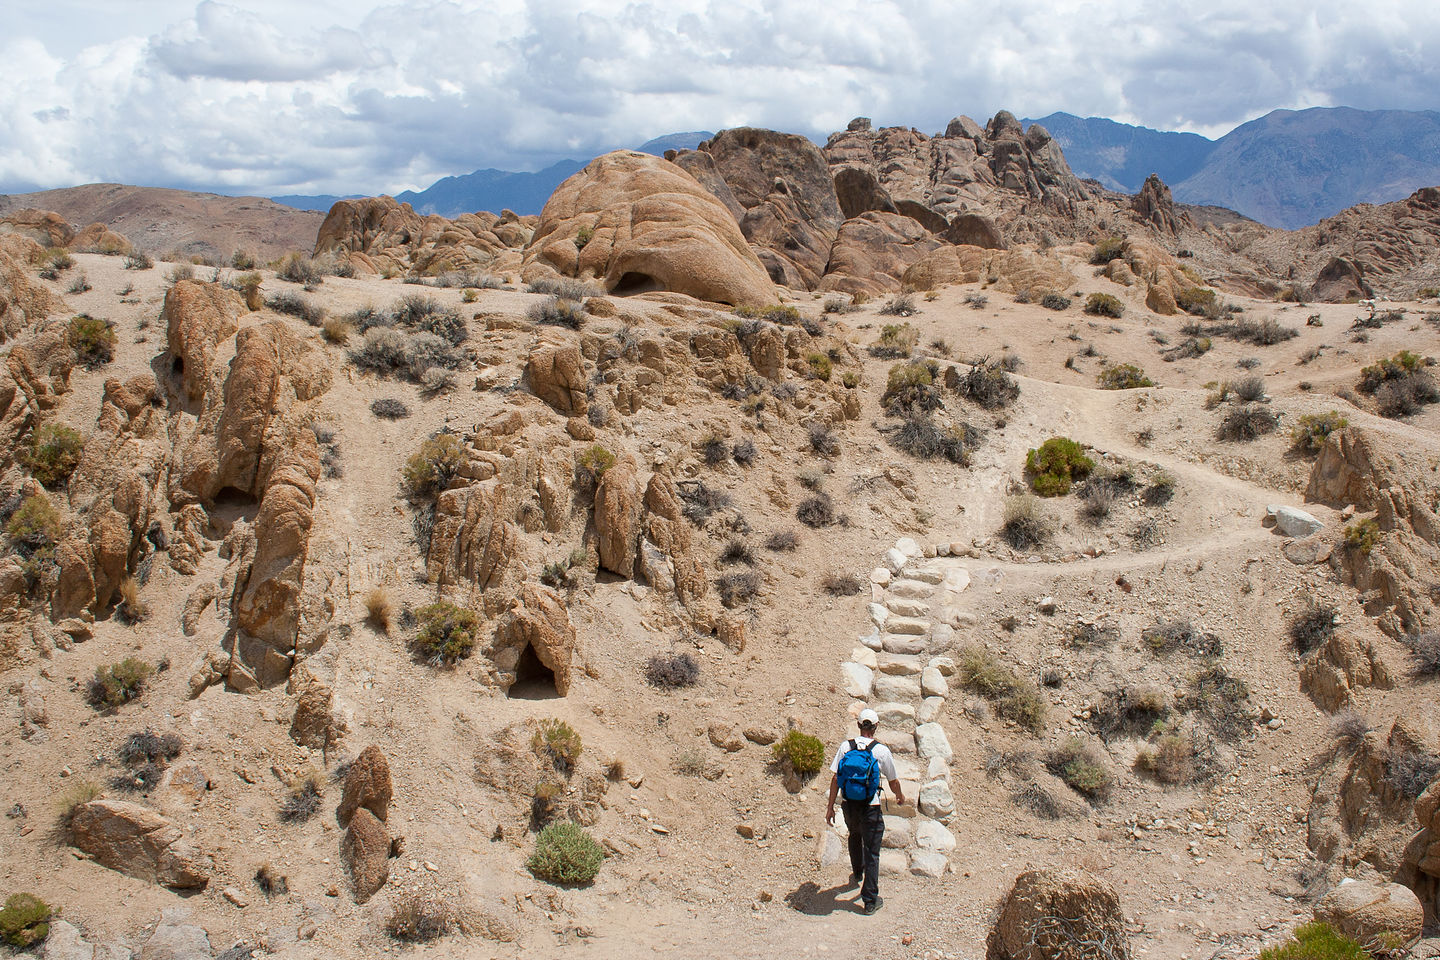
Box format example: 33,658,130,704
824,708,906,914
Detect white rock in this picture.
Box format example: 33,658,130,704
909,850,948,878
816,830,844,867
885,597,930,618
882,815,914,848
877,728,915,754
896,537,922,558
890,756,922,781
879,850,909,875
926,756,950,781
920,667,949,698
1267,504,1324,537
886,616,930,636
884,786,919,817
937,543,950,557
873,702,916,726
1038,596,1057,614
929,624,954,650
841,662,873,699
850,647,878,669
917,696,944,724
867,603,890,627
859,630,883,651
918,779,955,818
875,653,924,675
888,579,933,599
928,656,956,676
873,675,922,702
944,567,971,592
869,567,891,585
884,548,908,573
914,723,953,762
908,568,945,584
882,635,927,655
914,819,957,854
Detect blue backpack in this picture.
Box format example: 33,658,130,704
837,739,881,802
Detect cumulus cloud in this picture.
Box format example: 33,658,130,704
0,0,1437,195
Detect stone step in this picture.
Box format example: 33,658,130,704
884,616,930,636
884,597,930,618
881,635,927,655
872,674,922,703
875,653,923,676
888,579,934,599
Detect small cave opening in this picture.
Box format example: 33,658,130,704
208,485,260,531
171,355,184,375
508,643,559,700
611,272,662,296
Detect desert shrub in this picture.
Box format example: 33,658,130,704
5,493,61,556
1406,631,1440,676
954,359,1020,409
1386,748,1440,799
1010,779,1063,819
1291,412,1347,454
878,293,918,317
821,570,863,596
1330,710,1373,753
1289,603,1337,653
1090,684,1169,741
164,263,194,285
364,587,393,632
1134,734,1196,785
67,271,91,294
88,658,154,708
1000,494,1055,549
1174,287,1218,315
529,296,585,329
19,423,84,487
115,575,149,624
1096,363,1152,389
1232,375,1266,402
1219,405,1278,441
412,601,479,666
957,646,1045,733
1142,618,1222,658
370,398,410,420
1161,336,1211,362
67,313,117,368
385,892,454,943
351,326,464,383
320,316,350,345
772,730,826,775
645,653,700,689
1181,665,1251,741
267,291,326,327
533,719,583,774
841,370,860,388
1083,293,1124,318
1040,293,1071,311
123,251,153,270
575,444,617,489
883,360,942,416
703,436,729,467
1069,622,1119,648
720,538,754,565
888,413,975,465
1078,482,1116,521
277,253,323,285
1208,316,1298,346
1375,374,1440,417
764,530,799,552
117,728,182,768
1025,437,1094,497
715,570,760,607
678,481,732,524
1045,737,1113,801
1089,237,1124,264
806,352,832,382
527,277,600,300
870,323,919,358
528,822,604,884
731,438,757,466
1258,921,1367,960
796,493,837,528
279,777,323,823
37,249,74,280
1143,473,1175,505
0,892,53,948
1343,518,1381,555
822,296,858,314
401,433,465,499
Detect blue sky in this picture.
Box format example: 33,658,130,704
2,0,1437,196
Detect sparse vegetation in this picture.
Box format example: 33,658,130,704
878,293,918,317
1142,618,1222,658
732,438,757,467
528,296,585,329
87,658,154,709
678,481,733,525
1386,747,1440,800
821,570,863,596
412,601,480,666
401,433,465,499
870,323,919,358
806,352,832,382
1143,472,1175,505
528,822,604,885
1343,518,1381,555
370,397,410,419
386,893,455,943
1218,404,1279,441
1134,734,1197,786
123,251,154,270
1406,631,1440,676
277,253,324,285
720,538,754,565
1208,316,1298,346
953,359,1020,409
1257,921,1367,960
1289,603,1337,653
279,777,323,823
703,435,729,467
1000,494,1056,549
1089,237,1124,264
115,575,149,624
645,653,700,689
1330,710,1373,753
957,646,1045,733
1040,293,1071,311
822,295,858,314
882,360,940,415
0,892,53,948
1181,665,1251,741
528,277,600,300
532,719,582,774
1025,437,1094,497
772,730,826,775
716,570,761,607
1232,375,1266,402
1097,363,1153,390
19,422,84,487
67,271,91,294
1083,293,1124,318
67,313,117,368
1291,412,1347,454
321,316,350,344
796,493,837,528
1045,737,1113,801
888,413,976,465
1174,287,1217,315
364,587,393,632
1161,336,1211,362
765,530,799,552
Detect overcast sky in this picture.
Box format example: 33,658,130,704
2,0,1437,197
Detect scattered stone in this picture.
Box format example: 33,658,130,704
909,850,948,878
140,916,211,960
708,722,745,752
743,727,777,746
341,808,390,904
915,819,956,854
867,602,890,627
875,653,924,676
736,823,756,839
869,568,891,585
841,662,873,699
222,887,248,908
850,647,878,669
914,723,953,763
884,548,907,573
1037,596,1057,614
1267,504,1324,538
882,815,913,849
917,697,944,724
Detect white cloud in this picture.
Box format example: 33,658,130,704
0,0,1437,195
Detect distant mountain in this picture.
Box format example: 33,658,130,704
1023,112,1215,193
1172,107,1440,229
269,193,362,212
635,131,714,156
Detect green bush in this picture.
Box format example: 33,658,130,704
870,323,918,359
1291,412,1347,454
88,658,154,709
0,892,53,948
19,423,84,487
532,719,583,774
1089,238,1125,265
412,601,479,666
527,822,604,884
957,646,1046,733
1097,363,1153,390
1174,287,1218,315
806,352,832,382
1083,293,1124,318
1258,921,1367,960
1025,437,1094,497
6,493,62,548
1046,737,1113,801
772,729,826,774
1344,518,1381,555
1358,350,1428,392
576,444,616,487
882,360,940,414
67,314,116,368
400,434,465,500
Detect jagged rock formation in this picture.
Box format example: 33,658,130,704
1132,174,1189,235
522,151,775,307
819,212,943,297
70,799,212,889
314,195,533,277
0,237,64,342
0,208,132,254
1402,781,1440,922
1299,631,1395,712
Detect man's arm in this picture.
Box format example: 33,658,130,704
825,773,840,824
888,779,906,805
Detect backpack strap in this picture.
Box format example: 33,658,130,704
861,741,876,754
848,738,858,752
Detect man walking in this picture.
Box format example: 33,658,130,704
825,708,906,914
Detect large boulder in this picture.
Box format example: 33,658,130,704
72,222,132,255
162,280,244,403
0,209,74,247
943,213,1006,250
526,341,587,416
314,195,527,277
341,807,390,904
523,151,774,307
903,245,1074,296
336,744,392,827
426,480,519,591
70,800,211,889
832,166,898,220
1314,879,1424,948
820,212,943,297
594,460,642,577
986,868,1130,960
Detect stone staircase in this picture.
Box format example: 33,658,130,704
823,537,970,880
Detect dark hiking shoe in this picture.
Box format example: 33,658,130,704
863,897,884,915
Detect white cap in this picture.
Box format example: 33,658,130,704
858,708,879,727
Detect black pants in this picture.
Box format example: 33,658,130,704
842,799,884,905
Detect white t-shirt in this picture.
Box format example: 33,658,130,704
830,736,898,806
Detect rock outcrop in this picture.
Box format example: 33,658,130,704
492,583,576,695
1402,780,1440,922
820,213,944,297
70,800,211,889
1313,879,1424,949
163,280,245,403
593,459,642,577
1299,632,1395,712
526,340,588,416
314,195,532,277
341,808,390,904
1132,174,1189,235
986,868,1130,960
336,744,392,827
523,151,774,307
0,243,63,343
902,245,1074,296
